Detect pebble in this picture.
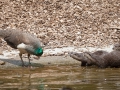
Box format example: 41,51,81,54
0,61,5,65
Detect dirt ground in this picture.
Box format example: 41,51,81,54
0,55,81,68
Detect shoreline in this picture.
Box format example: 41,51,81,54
0,55,81,68
0,46,113,68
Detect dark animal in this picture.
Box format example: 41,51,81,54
69,50,108,66
0,29,43,66
69,50,120,68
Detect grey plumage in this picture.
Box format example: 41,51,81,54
0,30,40,48
0,29,43,66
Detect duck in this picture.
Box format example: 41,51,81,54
0,29,43,66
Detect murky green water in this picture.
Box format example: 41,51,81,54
0,65,120,90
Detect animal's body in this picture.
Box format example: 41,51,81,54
69,52,93,66
69,50,108,66
0,29,43,66
69,50,120,68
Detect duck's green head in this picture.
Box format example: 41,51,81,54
34,47,43,56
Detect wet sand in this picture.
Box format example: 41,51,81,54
0,45,113,68
0,55,81,68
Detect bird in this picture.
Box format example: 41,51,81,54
0,29,43,66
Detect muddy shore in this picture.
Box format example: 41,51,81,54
0,55,81,68
0,45,113,68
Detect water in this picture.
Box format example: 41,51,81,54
0,65,120,90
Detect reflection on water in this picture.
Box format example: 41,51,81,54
0,65,120,90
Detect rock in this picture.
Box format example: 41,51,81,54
0,61,5,65
0,48,3,55
0,52,2,55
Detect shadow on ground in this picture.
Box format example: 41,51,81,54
0,58,44,68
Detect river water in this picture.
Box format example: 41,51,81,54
0,64,120,90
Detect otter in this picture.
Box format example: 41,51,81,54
69,52,92,66
69,50,108,67
69,50,120,68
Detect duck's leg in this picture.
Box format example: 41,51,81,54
28,54,31,66
19,53,25,66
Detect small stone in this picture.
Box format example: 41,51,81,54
0,61,5,65
0,48,3,55
45,85,48,87
48,62,51,64
0,52,3,55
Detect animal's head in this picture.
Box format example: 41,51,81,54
34,47,43,56
69,52,88,62
69,52,95,66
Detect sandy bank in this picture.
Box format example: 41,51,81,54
0,55,81,68
0,46,113,68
